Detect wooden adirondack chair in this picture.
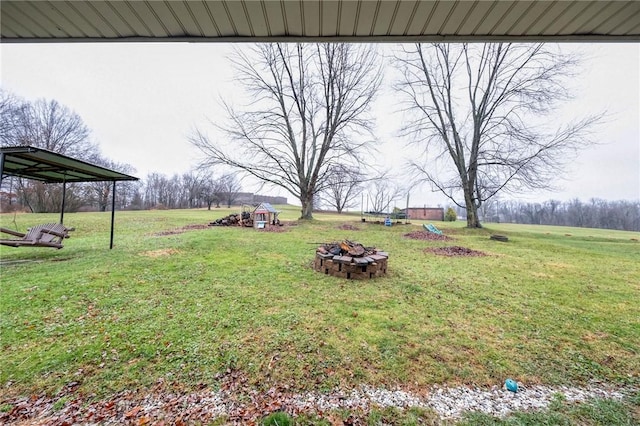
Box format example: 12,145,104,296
0,223,74,249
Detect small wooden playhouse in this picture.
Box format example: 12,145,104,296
253,202,280,229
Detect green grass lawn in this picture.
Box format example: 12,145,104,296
1,207,639,404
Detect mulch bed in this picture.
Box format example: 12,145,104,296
154,224,210,236
155,222,299,236
337,224,360,231
261,226,287,232
424,246,487,257
260,221,299,232
0,371,314,425
404,230,453,241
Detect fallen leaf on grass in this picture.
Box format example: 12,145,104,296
125,406,141,418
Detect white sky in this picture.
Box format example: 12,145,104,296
1,42,638,207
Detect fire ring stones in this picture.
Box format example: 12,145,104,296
314,240,388,280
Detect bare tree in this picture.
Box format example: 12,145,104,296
181,171,206,208
216,173,242,208
196,176,211,209
84,153,136,211
395,43,600,228
117,179,142,210
10,98,96,157
0,89,22,146
490,198,639,231
191,43,381,219
367,180,404,214
2,97,97,212
319,164,364,213
0,90,23,209
199,175,220,210
143,173,168,209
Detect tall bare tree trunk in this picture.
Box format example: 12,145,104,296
466,204,481,228
300,192,314,220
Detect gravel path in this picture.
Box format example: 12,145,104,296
292,382,635,419
2,381,636,424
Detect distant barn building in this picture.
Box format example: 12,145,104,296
404,207,444,221
235,193,288,205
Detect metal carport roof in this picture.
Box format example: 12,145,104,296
0,145,138,183
0,146,139,249
1,0,639,43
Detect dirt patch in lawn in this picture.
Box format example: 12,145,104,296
546,262,574,269
140,248,181,258
404,230,453,241
424,246,487,257
154,224,210,236
261,225,288,232
337,223,360,231
262,221,299,231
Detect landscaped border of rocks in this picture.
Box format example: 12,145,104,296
2,382,635,425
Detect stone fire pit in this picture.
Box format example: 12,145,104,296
314,240,388,280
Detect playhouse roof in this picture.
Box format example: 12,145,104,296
255,202,278,213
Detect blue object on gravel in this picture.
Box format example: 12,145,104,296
505,378,518,392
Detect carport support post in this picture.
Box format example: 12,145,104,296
110,181,116,249
60,178,67,225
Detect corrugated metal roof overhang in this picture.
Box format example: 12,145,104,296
1,146,139,183
1,0,639,43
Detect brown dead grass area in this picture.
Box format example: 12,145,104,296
261,225,288,232
546,262,574,269
582,331,610,342
140,248,181,258
154,224,209,236
337,223,360,231
404,230,453,241
424,246,487,257
531,272,553,279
